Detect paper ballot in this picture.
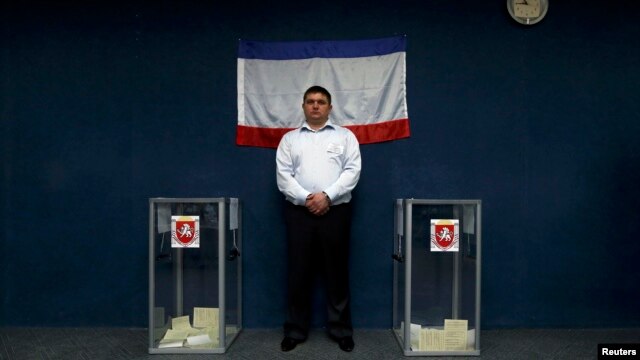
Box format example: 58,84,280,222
162,329,189,340
171,316,192,331
157,309,222,349
193,307,219,328
414,320,472,351
158,340,184,348
400,322,423,350
187,334,214,346
158,329,188,348
444,319,468,351
420,328,444,351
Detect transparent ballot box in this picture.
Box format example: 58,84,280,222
392,199,481,356
148,198,242,354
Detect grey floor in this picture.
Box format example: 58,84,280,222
1,327,638,359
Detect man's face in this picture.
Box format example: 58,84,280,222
302,92,332,126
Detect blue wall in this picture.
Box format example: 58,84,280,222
2,0,639,328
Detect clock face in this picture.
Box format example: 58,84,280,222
508,0,548,25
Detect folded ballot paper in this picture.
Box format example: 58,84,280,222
402,320,475,352
158,308,220,349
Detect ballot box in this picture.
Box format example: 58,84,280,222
392,199,481,356
148,198,242,354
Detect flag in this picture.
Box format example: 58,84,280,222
237,36,410,148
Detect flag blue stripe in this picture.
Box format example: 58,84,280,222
238,36,406,60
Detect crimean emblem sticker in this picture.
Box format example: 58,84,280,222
171,216,200,248
430,219,459,252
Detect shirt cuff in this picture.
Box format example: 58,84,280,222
323,188,338,203
295,190,311,206
322,191,332,205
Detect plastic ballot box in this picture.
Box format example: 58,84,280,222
148,198,242,354
392,199,481,356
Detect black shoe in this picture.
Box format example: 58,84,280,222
281,337,301,352
338,336,354,352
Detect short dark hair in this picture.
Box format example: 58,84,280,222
303,85,332,105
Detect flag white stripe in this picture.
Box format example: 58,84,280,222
239,52,407,129
237,58,246,125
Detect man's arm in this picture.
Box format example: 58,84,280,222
276,134,310,205
322,130,362,203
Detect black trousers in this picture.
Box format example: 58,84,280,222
283,201,353,340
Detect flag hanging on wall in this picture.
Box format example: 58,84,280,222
237,35,410,148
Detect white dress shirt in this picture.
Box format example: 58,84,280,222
276,120,361,206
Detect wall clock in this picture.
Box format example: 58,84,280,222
507,0,548,25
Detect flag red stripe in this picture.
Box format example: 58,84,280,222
236,118,410,148
236,126,295,148
345,118,410,145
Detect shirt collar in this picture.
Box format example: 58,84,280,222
301,119,335,132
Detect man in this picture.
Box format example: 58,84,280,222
276,85,362,352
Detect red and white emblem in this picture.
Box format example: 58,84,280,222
430,219,459,252
171,216,200,248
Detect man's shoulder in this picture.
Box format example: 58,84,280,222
326,122,349,133
330,123,358,139
277,127,304,148
282,126,304,138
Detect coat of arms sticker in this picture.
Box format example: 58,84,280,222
171,215,200,248
430,219,459,252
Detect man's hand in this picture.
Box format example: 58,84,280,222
305,192,330,216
